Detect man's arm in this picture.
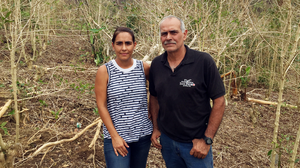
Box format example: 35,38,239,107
190,96,225,158
205,96,225,139
149,95,162,149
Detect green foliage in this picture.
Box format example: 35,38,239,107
126,14,138,32
88,27,107,66
51,108,63,120
295,54,300,63
0,122,9,135
258,70,270,88
93,107,99,116
0,9,13,28
16,81,34,97
268,134,297,167
70,80,94,95
241,66,251,88
8,109,15,115
79,52,90,62
37,79,46,84
39,100,48,107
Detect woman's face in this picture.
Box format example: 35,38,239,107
112,32,136,62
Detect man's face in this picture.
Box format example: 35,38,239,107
160,18,187,53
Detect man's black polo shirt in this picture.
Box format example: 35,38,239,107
149,45,225,143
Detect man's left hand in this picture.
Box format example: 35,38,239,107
189,138,210,159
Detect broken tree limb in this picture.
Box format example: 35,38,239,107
88,119,103,148
0,99,12,118
1,109,28,118
31,117,102,157
247,98,298,108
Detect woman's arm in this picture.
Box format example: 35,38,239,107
95,65,129,157
143,61,150,80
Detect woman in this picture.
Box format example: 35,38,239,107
94,27,153,168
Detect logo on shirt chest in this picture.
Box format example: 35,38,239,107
180,79,195,87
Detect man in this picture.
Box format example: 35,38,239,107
149,15,225,168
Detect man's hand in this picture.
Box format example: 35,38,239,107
189,138,210,159
112,136,129,157
151,128,162,149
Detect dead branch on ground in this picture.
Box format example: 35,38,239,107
0,99,12,118
247,98,297,109
31,117,102,157
89,119,102,148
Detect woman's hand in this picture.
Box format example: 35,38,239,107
112,136,129,157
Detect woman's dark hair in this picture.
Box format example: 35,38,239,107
112,27,135,43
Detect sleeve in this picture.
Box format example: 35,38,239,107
205,56,226,100
149,62,157,97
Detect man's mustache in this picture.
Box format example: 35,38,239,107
164,41,176,45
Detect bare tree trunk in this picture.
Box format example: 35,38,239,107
267,43,278,100
288,21,300,168
11,0,20,143
215,0,223,68
290,121,300,168
271,75,284,168
270,1,299,167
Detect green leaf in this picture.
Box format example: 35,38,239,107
93,107,99,115
1,122,7,127
90,28,105,34
2,127,9,135
245,66,251,75
90,35,94,44
267,150,272,156
295,158,299,163
4,20,14,23
5,11,11,19
8,110,15,115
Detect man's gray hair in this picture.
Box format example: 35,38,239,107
159,15,186,33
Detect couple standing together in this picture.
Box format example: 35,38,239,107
95,15,225,168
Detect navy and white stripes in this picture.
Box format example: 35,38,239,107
104,59,153,143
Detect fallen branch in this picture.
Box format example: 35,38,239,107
17,88,66,101
39,147,51,165
32,65,98,73
27,120,50,144
247,98,298,108
0,99,12,118
89,119,102,148
1,108,29,118
31,117,102,157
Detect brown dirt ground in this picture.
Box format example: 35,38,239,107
0,30,300,168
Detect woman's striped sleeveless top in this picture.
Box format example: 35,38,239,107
104,59,153,142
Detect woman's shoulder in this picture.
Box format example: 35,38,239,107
97,64,108,75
